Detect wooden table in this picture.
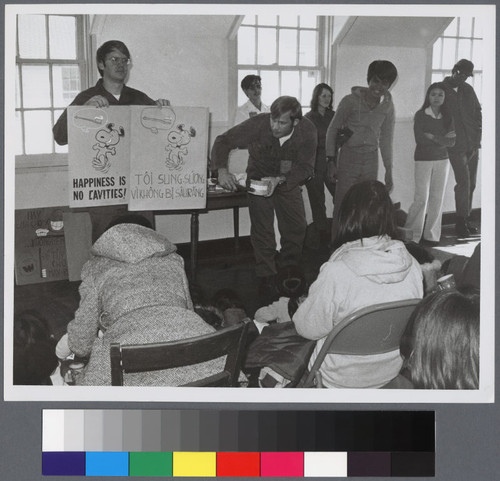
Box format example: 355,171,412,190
157,190,249,281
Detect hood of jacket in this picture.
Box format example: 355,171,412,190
351,86,393,105
333,235,415,284
91,223,177,264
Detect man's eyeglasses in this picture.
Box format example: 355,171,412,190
248,82,262,90
107,57,131,66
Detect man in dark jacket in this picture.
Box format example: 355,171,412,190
443,59,482,237
211,96,317,298
53,40,170,145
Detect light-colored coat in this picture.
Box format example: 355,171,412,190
67,224,223,386
293,236,423,388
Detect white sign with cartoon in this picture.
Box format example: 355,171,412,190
68,106,130,207
129,106,209,210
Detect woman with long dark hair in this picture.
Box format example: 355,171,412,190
404,82,456,245
304,83,336,246
293,180,423,388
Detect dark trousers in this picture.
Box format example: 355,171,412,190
248,185,306,278
448,148,479,220
331,147,379,241
305,164,336,232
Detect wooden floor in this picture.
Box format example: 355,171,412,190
13,218,481,342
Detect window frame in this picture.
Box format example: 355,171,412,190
430,17,483,100
15,13,89,163
234,15,329,114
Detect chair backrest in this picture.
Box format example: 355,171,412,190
304,299,420,387
110,320,250,387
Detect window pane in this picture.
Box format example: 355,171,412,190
443,18,457,37
432,38,442,69
458,17,473,37
24,110,53,154
442,38,457,69
457,39,472,61
279,29,297,66
279,15,298,27
300,15,318,28
473,18,482,38
258,15,277,26
470,73,482,101
301,71,319,107
15,111,23,155
18,14,47,59
281,70,300,98
53,65,81,107
299,30,317,66
54,109,68,153
49,16,77,59
16,65,21,108
258,28,276,65
260,70,279,103
431,72,442,85
471,40,482,70
22,65,51,108
241,15,256,26
238,27,256,64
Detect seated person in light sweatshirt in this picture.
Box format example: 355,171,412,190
293,180,423,388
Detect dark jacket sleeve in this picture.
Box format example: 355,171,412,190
283,119,317,190
210,115,265,171
52,90,96,146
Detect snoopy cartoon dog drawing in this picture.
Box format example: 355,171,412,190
165,124,196,170
92,123,125,173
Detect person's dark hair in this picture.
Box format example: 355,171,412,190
452,58,474,76
106,214,152,231
194,306,223,330
417,82,453,131
333,180,397,250
367,60,398,87
241,74,262,91
14,311,58,385
275,265,307,298
310,83,334,112
96,40,131,76
211,288,245,312
405,289,479,389
270,96,303,122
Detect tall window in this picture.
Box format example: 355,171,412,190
15,14,86,156
431,17,483,101
237,15,325,111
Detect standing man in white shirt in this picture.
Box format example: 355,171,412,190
227,75,271,175
234,75,270,125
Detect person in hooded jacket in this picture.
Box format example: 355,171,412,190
293,180,423,388
56,214,224,386
325,60,397,241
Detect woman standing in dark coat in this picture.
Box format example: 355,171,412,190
304,83,336,246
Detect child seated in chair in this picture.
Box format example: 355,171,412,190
55,214,224,386
293,180,423,388
402,288,479,389
254,265,308,328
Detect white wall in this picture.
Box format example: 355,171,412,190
332,43,481,213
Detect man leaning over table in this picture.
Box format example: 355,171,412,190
53,40,170,146
211,96,317,300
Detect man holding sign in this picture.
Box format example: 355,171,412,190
53,40,170,145
211,96,317,299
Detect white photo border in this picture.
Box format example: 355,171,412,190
4,3,495,403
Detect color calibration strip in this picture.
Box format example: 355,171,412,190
42,410,435,477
